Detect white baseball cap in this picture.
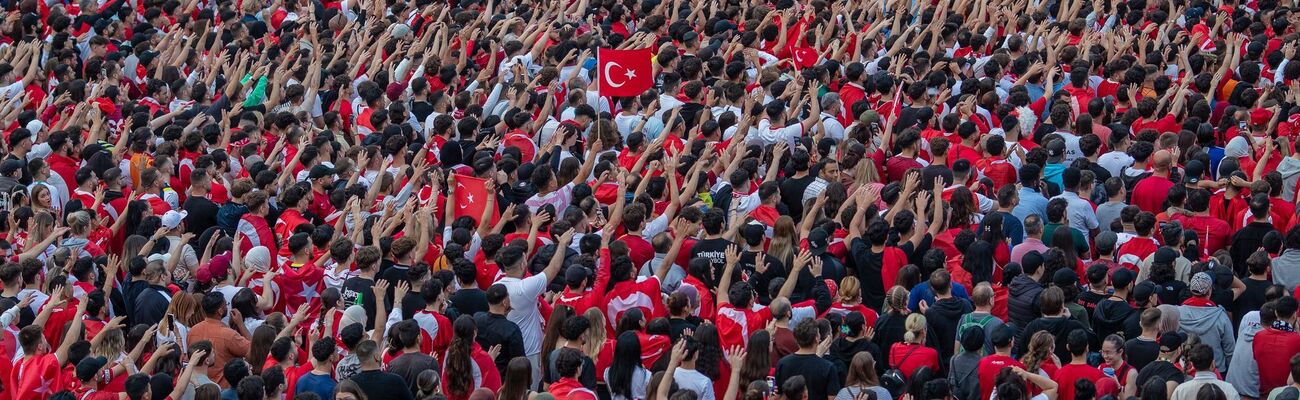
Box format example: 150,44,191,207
160,210,188,230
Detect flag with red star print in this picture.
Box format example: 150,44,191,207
12,353,62,400
597,48,654,97
275,263,325,318
453,174,499,226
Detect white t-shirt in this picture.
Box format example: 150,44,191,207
497,272,549,356
672,368,715,400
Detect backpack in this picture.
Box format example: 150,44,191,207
955,313,996,356
881,344,920,398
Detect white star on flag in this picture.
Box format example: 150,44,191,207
624,69,636,80
36,377,52,394
298,283,319,301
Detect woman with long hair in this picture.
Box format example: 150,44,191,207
963,240,997,288
442,315,501,400
605,331,652,400
29,184,54,216
1020,331,1060,379
1049,228,1082,274
948,186,980,231
738,330,771,385
693,323,731,400
247,325,278,374
497,357,535,400
539,305,575,385
887,313,941,380
21,211,59,261
979,211,1011,267
768,216,798,268
836,352,891,400
581,308,613,374
159,292,203,350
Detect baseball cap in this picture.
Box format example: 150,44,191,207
1189,272,1213,296
76,356,108,382
160,210,188,230
391,23,412,38
308,164,336,180
990,324,1015,348
1094,231,1118,255
1133,281,1158,306
197,254,232,284
807,228,830,256
1053,268,1079,288
1183,160,1204,184
673,284,700,308
0,159,22,176
1159,331,1186,352
1154,247,1179,265
1111,268,1136,290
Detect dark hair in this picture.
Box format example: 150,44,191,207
608,331,643,399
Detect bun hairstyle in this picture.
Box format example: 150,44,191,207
903,313,927,343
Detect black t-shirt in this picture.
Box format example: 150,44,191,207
1078,290,1107,316
447,288,488,321
1235,277,1273,330
182,196,219,237
1135,360,1185,396
774,354,843,400
379,264,411,301
668,317,700,343
349,369,415,400
779,173,817,218
398,291,426,321
341,277,378,330
1124,337,1161,372
690,238,735,284
387,353,439,396
849,238,887,309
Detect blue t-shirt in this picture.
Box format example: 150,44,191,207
296,372,338,400
907,282,971,311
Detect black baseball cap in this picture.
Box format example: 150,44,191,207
990,324,1015,348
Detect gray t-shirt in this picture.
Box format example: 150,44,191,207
1095,201,1127,232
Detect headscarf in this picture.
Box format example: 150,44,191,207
1225,136,1251,158
244,246,271,272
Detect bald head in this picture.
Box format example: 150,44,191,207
1153,150,1173,172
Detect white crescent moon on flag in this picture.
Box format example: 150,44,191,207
604,62,627,88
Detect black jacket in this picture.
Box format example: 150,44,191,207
925,297,974,368
473,311,526,373
1008,275,1045,331
1092,298,1140,340
827,337,882,378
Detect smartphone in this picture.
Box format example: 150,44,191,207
1240,121,1249,131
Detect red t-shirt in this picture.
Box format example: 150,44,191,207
978,354,1026,400
1131,175,1175,214
888,343,941,381
1254,328,1300,394
885,156,924,183
1053,363,1107,400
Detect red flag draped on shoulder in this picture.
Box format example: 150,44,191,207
453,174,499,226
597,48,654,97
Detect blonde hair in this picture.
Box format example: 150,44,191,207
167,293,206,328
886,286,909,312
66,211,92,236
1021,331,1056,373
838,276,862,304
93,328,125,357
582,308,607,360
852,160,881,186
903,313,926,343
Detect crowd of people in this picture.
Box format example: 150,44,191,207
1,0,1300,398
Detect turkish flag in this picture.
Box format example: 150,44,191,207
275,263,325,317
792,47,819,68
597,48,654,97
453,174,499,226
11,354,62,400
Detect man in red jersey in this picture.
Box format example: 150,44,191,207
978,325,1026,400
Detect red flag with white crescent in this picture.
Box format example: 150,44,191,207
453,174,500,226
597,48,654,97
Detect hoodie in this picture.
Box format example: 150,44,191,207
1225,311,1262,398
1178,303,1234,373
1015,315,1095,362
828,337,882,379
1273,249,1300,289
948,351,983,400
1092,298,1140,340
1008,275,1045,331
925,297,974,367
